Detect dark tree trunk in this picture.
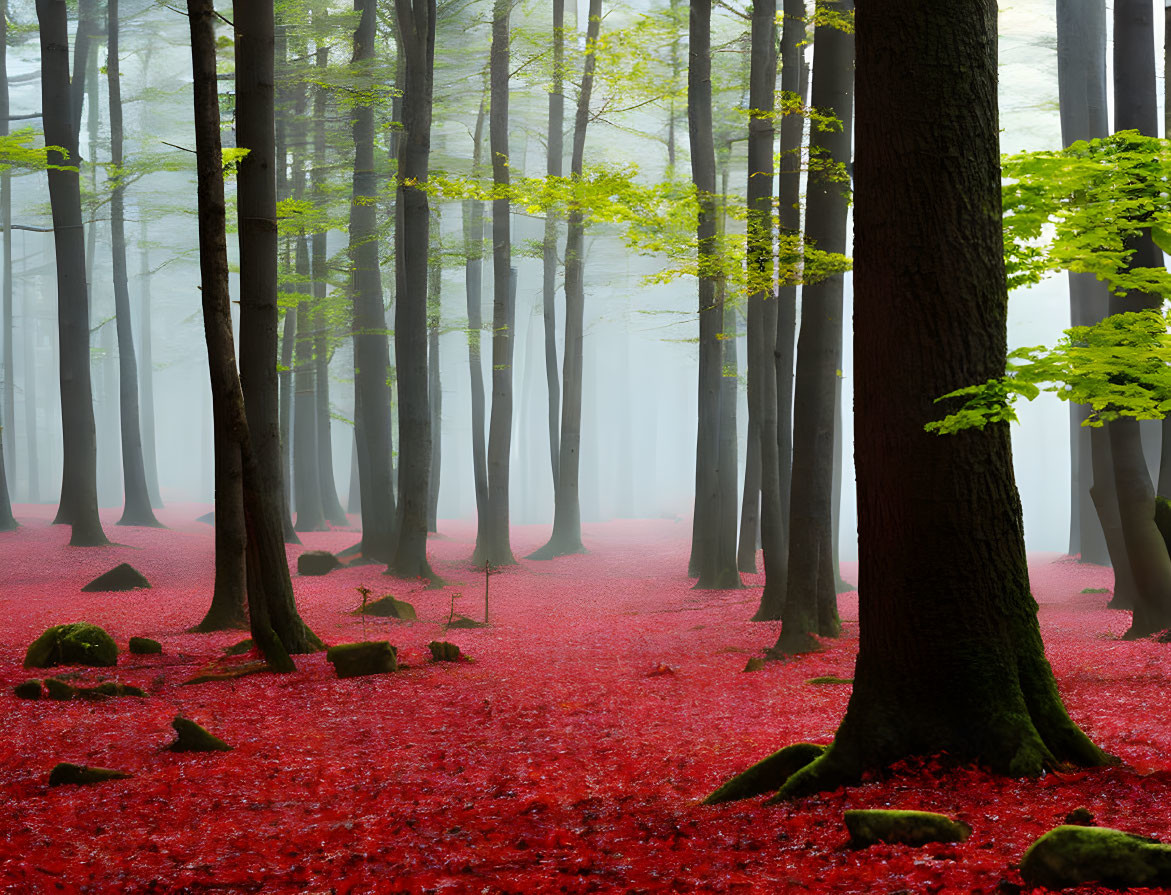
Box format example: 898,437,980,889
479,0,516,567
464,95,490,555
232,0,320,655
426,204,442,533
37,0,108,546
68,0,96,143
774,0,852,654
1109,0,1171,637
0,0,11,500
277,291,299,538
529,0,602,561
389,0,437,580
688,0,740,589
22,275,38,504
137,221,162,508
540,0,564,491
749,0,1112,800
737,416,760,573
349,0,396,561
107,0,160,528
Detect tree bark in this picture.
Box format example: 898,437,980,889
137,220,163,508
540,0,565,492
426,203,442,533
751,0,1113,799
0,0,11,501
37,0,108,546
464,94,490,557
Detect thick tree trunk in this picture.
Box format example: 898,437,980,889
464,96,490,555
754,0,1112,799
479,0,516,567
0,0,11,500
529,0,602,561
541,0,565,491
349,0,396,561
232,0,320,655
37,0,107,546
774,0,852,652
107,0,160,528
389,0,437,580
427,204,442,533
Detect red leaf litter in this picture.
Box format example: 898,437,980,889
1,504,1170,894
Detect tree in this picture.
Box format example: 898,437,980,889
717,0,1112,801
463,93,490,557
426,203,442,533
389,0,438,580
37,0,108,547
0,0,11,501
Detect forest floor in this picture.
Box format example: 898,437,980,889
1,504,1170,894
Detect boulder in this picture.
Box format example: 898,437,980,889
14,680,42,700
428,641,462,662
45,678,76,700
297,550,340,576
81,563,151,592
360,595,417,620
169,716,233,752
24,623,118,669
49,763,133,786
326,641,398,678
844,809,971,848
128,637,162,655
1020,825,1171,889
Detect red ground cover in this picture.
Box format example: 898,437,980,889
1,504,1170,894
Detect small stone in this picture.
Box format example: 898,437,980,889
445,614,487,629
25,623,118,669
428,641,462,662
49,762,133,786
75,681,146,700
128,637,162,655
1065,806,1095,826
297,550,340,576
743,657,765,672
81,563,151,592
806,675,853,685
169,716,233,752
360,595,417,620
844,809,971,848
14,680,42,700
44,678,76,700
1020,825,1171,889
326,641,398,678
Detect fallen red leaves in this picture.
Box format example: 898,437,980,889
0,504,1169,894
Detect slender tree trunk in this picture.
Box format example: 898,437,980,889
426,203,442,532
22,276,38,504
137,221,162,507
107,0,160,528
529,0,602,560
540,0,565,491
349,0,396,561
479,0,516,567
37,0,107,546
464,95,490,555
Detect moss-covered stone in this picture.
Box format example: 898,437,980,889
743,657,765,672
359,595,417,620
446,614,487,629
48,762,133,786
76,681,146,700
128,637,162,655
169,716,233,752
45,678,76,700
428,641,462,662
703,742,826,805
806,675,853,685
297,550,340,576
81,563,151,592
326,641,398,678
24,623,118,669
1065,806,1095,826
14,679,42,700
843,809,971,848
1020,825,1171,889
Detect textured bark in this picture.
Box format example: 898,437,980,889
426,204,442,533
22,277,38,504
137,222,162,508
479,0,516,567
529,0,602,561
349,0,396,561
540,0,564,491
0,0,11,499
37,0,107,546
389,0,437,581
760,0,1112,800
231,0,320,655
464,94,490,556
775,0,852,652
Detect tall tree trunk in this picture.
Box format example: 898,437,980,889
724,0,1113,801
137,220,162,507
22,273,38,503
464,95,490,555
349,0,396,561
107,0,160,528
529,0,602,560
389,0,437,580
479,0,516,567
540,0,564,491
0,0,12,501
426,203,442,533
37,0,107,546
232,0,319,654
1109,0,1171,638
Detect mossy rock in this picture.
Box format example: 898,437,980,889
195,511,215,525
1020,825,1171,889
806,675,853,685
297,550,340,576
45,678,145,701
703,742,825,805
128,637,162,655
743,657,765,672
169,716,232,752
45,678,75,700
1065,807,1095,826
326,641,398,678
14,679,42,700
81,563,151,592
428,640,462,662
359,595,417,620
48,762,133,786
25,623,118,669
844,809,971,848
223,638,254,656
446,614,487,629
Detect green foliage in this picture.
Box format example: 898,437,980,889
0,128,69,172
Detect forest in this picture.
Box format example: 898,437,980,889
3,0,1171,891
